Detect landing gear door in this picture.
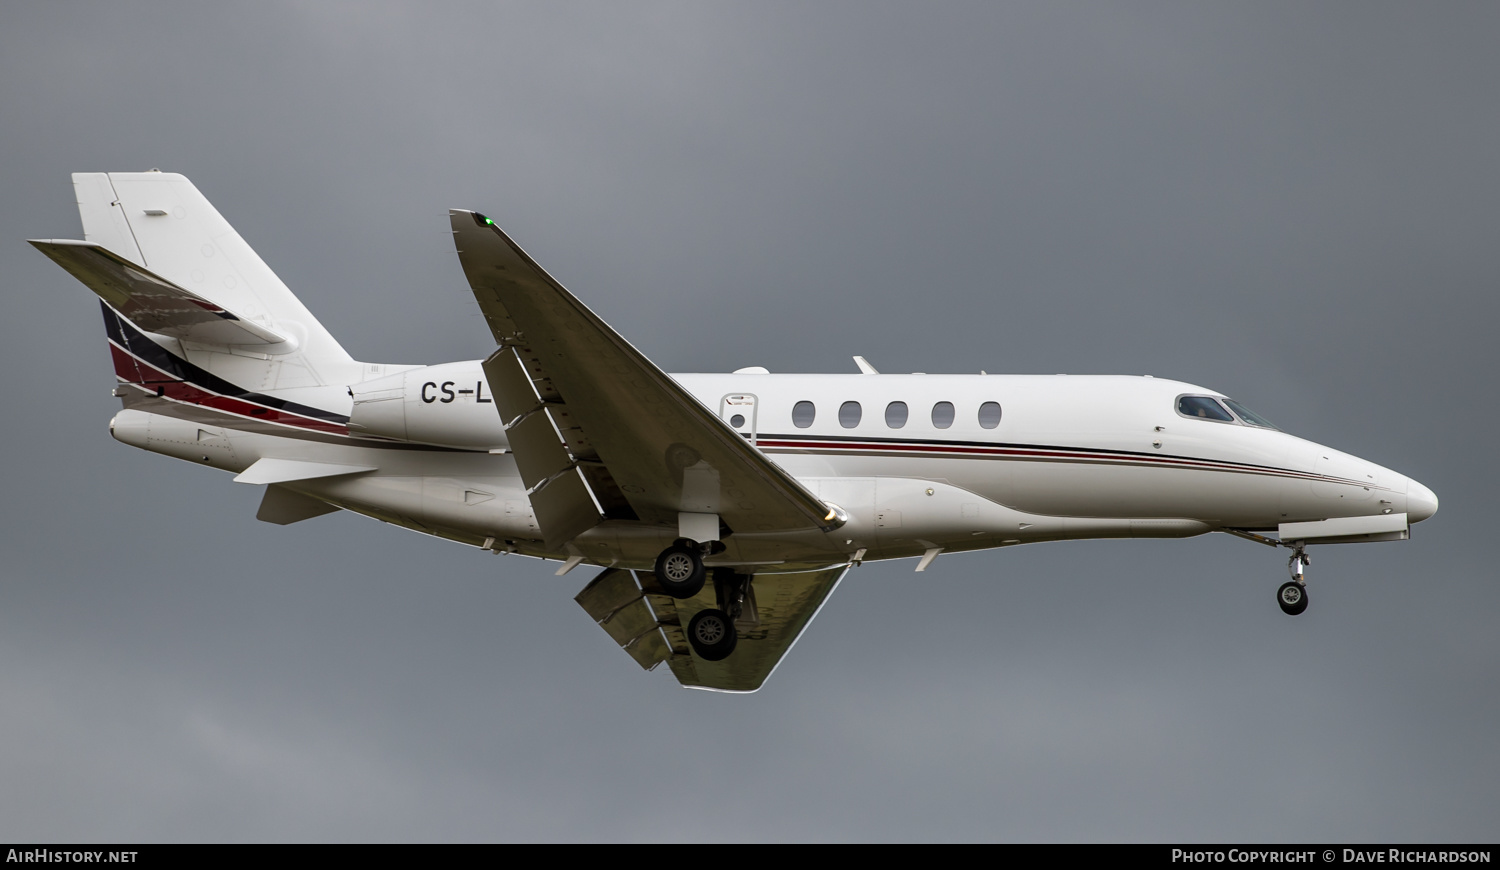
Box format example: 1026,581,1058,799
720,394,758,447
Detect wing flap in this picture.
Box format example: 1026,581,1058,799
528,467,605,550
505,409,576,491
29,239,289,346
482,345,543,426
481,346,635,544
574,569,673,672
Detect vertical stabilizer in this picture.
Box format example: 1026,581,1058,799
70,171,355,381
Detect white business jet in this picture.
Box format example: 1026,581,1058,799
31,172,1438,692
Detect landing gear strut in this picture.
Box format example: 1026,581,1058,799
1225,530,1315,616
1278,547,1309,616
654,543,748,660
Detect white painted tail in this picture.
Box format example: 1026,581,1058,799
71,171,360,387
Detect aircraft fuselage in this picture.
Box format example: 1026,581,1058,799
109,363,1437,573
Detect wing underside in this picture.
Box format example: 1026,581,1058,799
575,566,847,692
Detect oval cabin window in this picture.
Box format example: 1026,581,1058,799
931,401,955,429
792,401,816,428
978,402,1002,429
839,401,862,428
885,401,908,429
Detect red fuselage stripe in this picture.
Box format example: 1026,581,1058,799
111,339,349,435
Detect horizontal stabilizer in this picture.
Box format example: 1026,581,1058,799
29,239,290,347
233,457,375,486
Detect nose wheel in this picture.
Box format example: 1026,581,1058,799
1277,581,1308,615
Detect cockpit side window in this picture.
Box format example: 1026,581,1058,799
1223,398,1279,430
1177,395,1234,422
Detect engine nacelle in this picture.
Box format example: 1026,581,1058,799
348,361,508,450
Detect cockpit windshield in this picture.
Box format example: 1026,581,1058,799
1223,398,1279,430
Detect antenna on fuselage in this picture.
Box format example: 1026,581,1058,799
852,356,879,375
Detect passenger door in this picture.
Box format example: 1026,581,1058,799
720,394,758,446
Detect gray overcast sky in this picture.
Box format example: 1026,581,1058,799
2,1,1496,842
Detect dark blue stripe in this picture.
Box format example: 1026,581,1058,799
101,302,349,424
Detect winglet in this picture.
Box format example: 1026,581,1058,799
853,356,879,374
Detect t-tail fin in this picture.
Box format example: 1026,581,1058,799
65,171,356,380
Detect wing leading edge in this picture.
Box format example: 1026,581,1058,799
449,210,840,547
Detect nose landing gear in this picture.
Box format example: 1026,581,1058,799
1277,548,1309,616
1225,529,1316,616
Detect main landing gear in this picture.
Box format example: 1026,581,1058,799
687,569,752,661
653,542,750,661
654,541,707,599
1277,548,1309,616
687,608,737,661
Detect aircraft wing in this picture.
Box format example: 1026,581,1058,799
575,566,848,692
450,210,841,548
28,240,288,346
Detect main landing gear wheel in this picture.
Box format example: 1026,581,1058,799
1277,581,1308,616
655,544,706,599
687,608,738,661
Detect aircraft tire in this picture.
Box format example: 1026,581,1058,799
687,608,738,661
655,545,706,599
1277,581,1308,616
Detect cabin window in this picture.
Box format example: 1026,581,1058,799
792,401,816,428
729,414,746,428
885,401,908,429
1224,398,1279,430
978,401,1002,429
1177,395,1234,422
839,401,862,429
931,401,955,429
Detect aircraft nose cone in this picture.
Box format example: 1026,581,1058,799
1408,479,1439,523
